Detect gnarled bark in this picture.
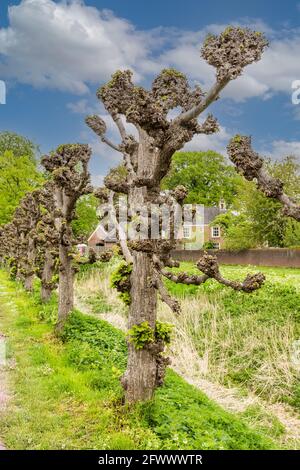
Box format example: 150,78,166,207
227,135,300,221
41,251,56,302
122,251,157,403
42,144,92,332
57,244,74,332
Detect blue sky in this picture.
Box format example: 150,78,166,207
1,0,300,184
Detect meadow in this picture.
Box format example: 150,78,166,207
1,259,299,449
75,259,300,448
0,269,276,450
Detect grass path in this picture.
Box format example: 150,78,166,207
0,286,12,450
0,348,9,450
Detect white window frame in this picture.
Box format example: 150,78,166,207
183,226,191,239
211,226,220,238
212,242,220,250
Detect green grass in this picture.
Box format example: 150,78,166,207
86,292,113,314
0,269,276,450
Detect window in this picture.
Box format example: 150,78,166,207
212,242,220,249
183,226,191,239
211,226,220,238
219,200,226,210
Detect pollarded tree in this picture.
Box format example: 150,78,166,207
13,191,41,291
32,181,59,302
0,189,42,289
41,144,92,332
0,222,20,278
86,27,268,403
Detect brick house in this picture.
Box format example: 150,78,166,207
87,224,117,252
87,201,226,252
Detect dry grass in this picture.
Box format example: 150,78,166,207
158,294,299,403
75,263,299,404
75,261,126,321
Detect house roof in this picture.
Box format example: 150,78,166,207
204,206,225,225
88,224,117,244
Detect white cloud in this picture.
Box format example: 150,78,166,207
158,20,274,102
222,75,270,102
158,21,300,103
91,173,105,187
1,1,300,106
67,99,101,114
183,126,232,155
262,139,300,161
242,36,300,98
0,0,154,93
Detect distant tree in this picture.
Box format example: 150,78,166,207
213,210,257,250
163,151,240,205
283,219,300,247
0,150,43,225
215,155,300,249
0,131,39,162
72,194,99,239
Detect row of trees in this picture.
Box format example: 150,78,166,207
0,143,93,333
1,26,300,404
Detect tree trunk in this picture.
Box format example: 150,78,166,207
24,274,34,291
122,134,160,403
41,251,55,302
123,251,158,403
24,237,35,291
56,244,74,333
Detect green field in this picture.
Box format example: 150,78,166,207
75,260,300,448
77,260,300,410
163,263,300,406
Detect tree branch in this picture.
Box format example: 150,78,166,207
113,114,127,141
162,253,265,293
175,77,230,124
100,135,122,153
154,272,181,314
85,115,122,153
108,191,133,264
162,270,209,285
227,135,300,221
